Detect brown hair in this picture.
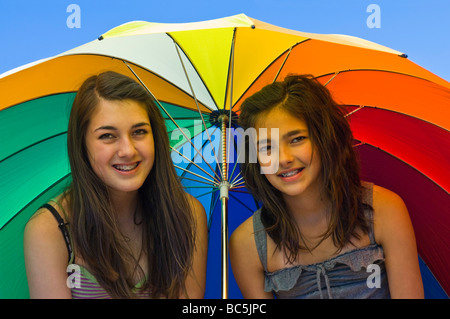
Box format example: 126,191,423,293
239,74,370,263
65,71,195,298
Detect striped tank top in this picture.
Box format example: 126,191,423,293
42,203,151,299
68,262,151,299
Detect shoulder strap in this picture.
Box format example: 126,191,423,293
40,203,73,263
252,209,269,272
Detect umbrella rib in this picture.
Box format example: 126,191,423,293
229,186,249,191
183,185,218,189
179,175,217,187
353,141,366,148
273,46,293,83
228,135,244,186
166,116,210,120
228,164,241,186
322,71,340,87
229,192,256,213
231,41,304,112
190,189,219,199
176,126,221,183
171,146,219,183
174,164,218,185
226,29,237,182
230,176,245,188
344,105,365,118
168,120,205,134
173,40,224,182
124,61,221,180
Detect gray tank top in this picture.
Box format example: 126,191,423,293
253,183,391,299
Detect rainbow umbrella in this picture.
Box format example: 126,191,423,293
0,14,448,299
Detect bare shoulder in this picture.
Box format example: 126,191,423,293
371,185,424,298
372,185,408,220
371,185,411,244
26,201,62,234
230,214,273,298
372,185,406,210
24,200,67,251
230,215,259,261
24,199,73,298
230,216,256,264
185,193,207,222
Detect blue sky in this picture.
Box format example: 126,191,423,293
1,0,449,81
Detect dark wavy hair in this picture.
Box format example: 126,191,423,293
65,71,195,298
239,74,370,263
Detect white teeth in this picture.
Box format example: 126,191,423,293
280,168,303,177
113,162,139,171
281,169,299,177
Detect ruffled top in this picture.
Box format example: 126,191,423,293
253,183,391,299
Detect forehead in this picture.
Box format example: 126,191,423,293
89,98,149,125
255,108,307,139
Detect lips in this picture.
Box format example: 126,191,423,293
277,167,304,180
112,162,140,172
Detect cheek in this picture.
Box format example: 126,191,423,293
86,141,111,172
308,148,322,176
140,136,156,167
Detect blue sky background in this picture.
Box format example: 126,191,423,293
0,0,449,81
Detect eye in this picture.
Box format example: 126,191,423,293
99,133,116,140
291,136,306,144
132,129,149,137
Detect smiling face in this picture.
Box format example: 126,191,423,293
255,107,322,200
85,98,155,196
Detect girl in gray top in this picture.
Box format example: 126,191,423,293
230,74,423,299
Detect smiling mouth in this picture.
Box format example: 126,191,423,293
112,162,140,172
278,168,304,177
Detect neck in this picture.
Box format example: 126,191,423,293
109,190,139,225
283,179,330,225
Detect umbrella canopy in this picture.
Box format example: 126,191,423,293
0,14,448,299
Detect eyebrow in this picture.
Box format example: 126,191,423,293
94,122,150,132
282,129,307,140
257,129,307,145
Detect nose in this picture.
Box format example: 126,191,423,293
278,144,294,167
117,135,137,158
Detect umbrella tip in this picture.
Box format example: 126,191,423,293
399,53,408,58
98,35,104,41
209,110,239,128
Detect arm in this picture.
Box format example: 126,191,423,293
182,195,208,298
230,217,274,299
373,185,424,298
23,207,72,299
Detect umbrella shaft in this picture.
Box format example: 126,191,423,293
220,116,229,181
221,196,228,299
219,114,229,299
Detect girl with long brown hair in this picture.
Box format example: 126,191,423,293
230,74,423,298
24,71,207,298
